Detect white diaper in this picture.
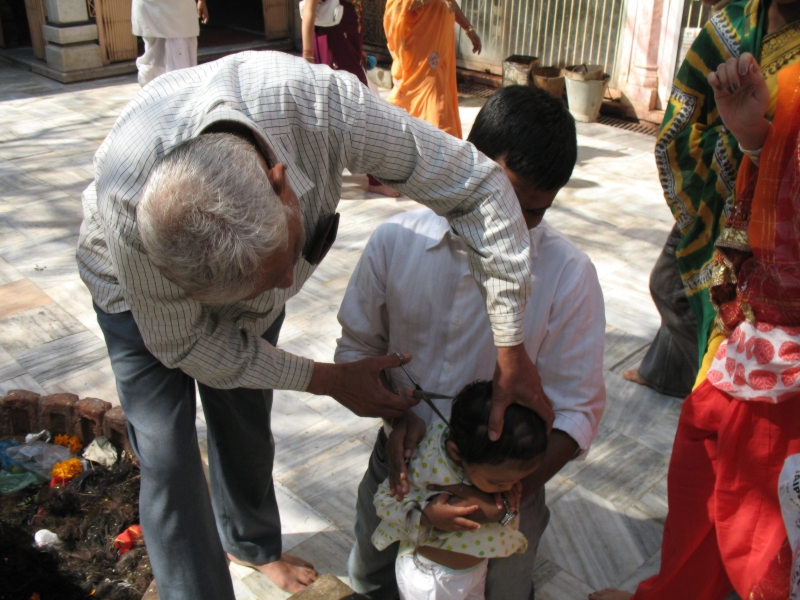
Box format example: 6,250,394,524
395,552,488,600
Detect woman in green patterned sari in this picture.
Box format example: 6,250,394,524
655,0,800,361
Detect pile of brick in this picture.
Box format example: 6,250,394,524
0,390,133,458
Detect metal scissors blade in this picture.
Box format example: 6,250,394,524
394,353,451,425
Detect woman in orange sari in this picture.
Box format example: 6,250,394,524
384,0,481,138
590,51,800,600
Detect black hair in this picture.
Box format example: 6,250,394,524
467,85,577,192
447,380,548,466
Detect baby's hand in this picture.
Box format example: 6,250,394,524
495,481,523,514
421,494,481,532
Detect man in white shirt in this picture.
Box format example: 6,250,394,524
78,53,550,600
336,86,606,599
131,0,209,87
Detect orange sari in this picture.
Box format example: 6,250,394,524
384,0,462,138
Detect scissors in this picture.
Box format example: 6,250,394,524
393,353,452,425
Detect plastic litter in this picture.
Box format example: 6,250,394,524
83,436,118,468
34,529,61,548
114,524,144,555
0,439,25,473
0,470,47,495
25,430,51,443
5,441,74,479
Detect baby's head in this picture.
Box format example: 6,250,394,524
445,380,547,494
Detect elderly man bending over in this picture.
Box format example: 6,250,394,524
77,52,550,600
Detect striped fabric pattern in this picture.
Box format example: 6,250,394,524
77,51,530,392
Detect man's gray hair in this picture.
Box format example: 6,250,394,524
137,133,292,304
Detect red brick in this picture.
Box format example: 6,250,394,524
102,405,133,456
72,397,111,444
38,393,78,437
1,390,41,436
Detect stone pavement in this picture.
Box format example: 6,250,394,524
0,58,726,599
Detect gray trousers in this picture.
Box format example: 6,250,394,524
637,225,699,398
348,430,550,600
95,305,284,600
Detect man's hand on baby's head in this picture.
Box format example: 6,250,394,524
492,344,554,439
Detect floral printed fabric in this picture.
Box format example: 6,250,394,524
372,423,528,559
707,321,800,402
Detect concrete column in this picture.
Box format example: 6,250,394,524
43,0,103,72
615,0,684,120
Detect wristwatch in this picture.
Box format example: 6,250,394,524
499,497,517,526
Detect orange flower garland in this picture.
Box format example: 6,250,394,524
54,434,83,454
51,457,83,480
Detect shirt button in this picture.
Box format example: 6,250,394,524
333,62,338,69
453,317,461,325
343,32,348,38
444,363,452,372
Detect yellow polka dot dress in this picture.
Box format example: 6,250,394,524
371,423,528,559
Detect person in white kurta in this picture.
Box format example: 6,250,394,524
337,207,607,600
131,0,208,87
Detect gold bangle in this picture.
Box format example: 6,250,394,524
466,26,476,34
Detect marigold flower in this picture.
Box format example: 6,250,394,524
51,457,83,480
54,434,83,454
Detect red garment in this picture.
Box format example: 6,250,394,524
632,380,800,600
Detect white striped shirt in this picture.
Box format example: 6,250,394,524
77,51,531,392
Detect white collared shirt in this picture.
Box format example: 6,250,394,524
77,52,531,392
335,209,606,452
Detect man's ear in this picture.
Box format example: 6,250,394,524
445,439,462,462
265,162,286,196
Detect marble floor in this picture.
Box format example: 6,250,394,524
0,59,728,599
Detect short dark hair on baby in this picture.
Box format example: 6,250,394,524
467,85,577,192
447,380,547,466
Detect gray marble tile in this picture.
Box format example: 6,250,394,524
603,326,651,372
271,390,327,444
539,484,663,590
0,373,47,396
632,476,668,523
272,419,363,479
535,568,596,599
0,301,86,353
532,554,562,590
277,436,373,531
560,428,669,511
284,527,355,579
14,329,108,389
602,370,682,456
0,345,25,381
0,256,24,286
44,358,119,406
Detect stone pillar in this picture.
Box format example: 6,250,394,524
103,405,133,457
39,393,79,436
73,397,111,444
42,0,103,72
616,0,684,120
1,390,41,436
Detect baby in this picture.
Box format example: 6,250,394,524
372,380,548,600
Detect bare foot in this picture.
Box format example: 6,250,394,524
588,589,633,600
622,368,647,386
228,553,318,594
368,183,402,197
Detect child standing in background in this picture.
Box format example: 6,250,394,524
372,381,547,600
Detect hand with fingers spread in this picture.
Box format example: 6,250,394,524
707,52,771,152
491,344,554,441
307,354,419,418
387,409,427,500
420,493,481,532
